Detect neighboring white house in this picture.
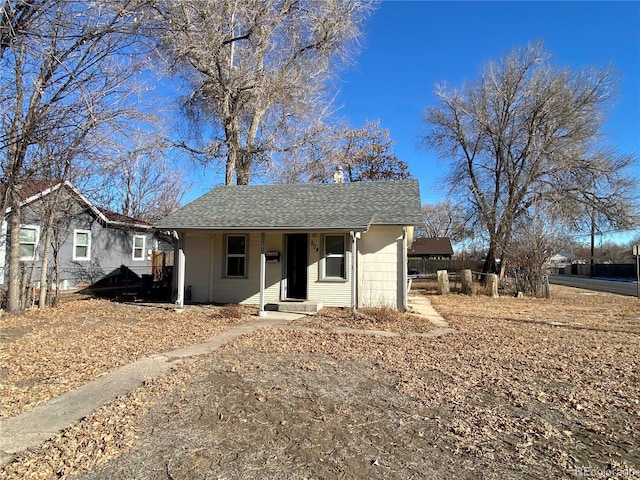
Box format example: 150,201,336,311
155,180,423,313
548,252,581,274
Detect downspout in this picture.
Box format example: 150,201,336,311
401,226,408,311
350,230,358,312
258,232,266,317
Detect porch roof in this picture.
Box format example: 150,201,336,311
155,180,423,231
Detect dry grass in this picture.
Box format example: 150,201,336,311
1,286,639,479
0,298,255,418
230,286,639,477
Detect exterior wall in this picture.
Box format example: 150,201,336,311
54,213,153,288
182,233,213,302
180,227,408,310
182,230,355,307
358,225,404,309
3,191,153,289
184,231,283,304
307,231,353,307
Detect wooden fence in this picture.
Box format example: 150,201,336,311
408,257,484,275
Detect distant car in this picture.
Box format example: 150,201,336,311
408,268,420,275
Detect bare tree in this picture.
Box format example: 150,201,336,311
272,121,411,183
92,132,190,222
417,200,471,242
508,205,566,297
1,0,148,312
150,0,375,186
422,42,638,276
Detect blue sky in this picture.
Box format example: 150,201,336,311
335,1,640,206
182,1,639,241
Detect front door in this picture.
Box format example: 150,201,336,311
285,233,308,300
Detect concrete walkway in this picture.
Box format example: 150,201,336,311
0,311,301,467
408,294,455,337
0,299,452,467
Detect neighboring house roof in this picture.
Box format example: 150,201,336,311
2,180,152,229
155,180,423,231
0,180,59,204
549,252,578,262
97,207,152,227
408,237,454,256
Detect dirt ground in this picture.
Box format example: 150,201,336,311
1,284,639,479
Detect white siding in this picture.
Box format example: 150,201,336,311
181,228,406,310
308,231,352,307
205,232,282,305
184,233,213,303
358,225,403,309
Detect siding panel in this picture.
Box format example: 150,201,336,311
308,231,352,307
184,234,212,302
358,225,402,309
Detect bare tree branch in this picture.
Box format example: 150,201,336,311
149,0,375,185
422,42,639,276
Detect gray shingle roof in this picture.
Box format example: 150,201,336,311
155,180,423,230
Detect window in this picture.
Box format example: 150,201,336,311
19,226,39,261
323,234,346,279
225,235,247,277
132,235,146,261
73,229,91,261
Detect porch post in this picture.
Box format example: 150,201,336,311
350,231,357,310
258,232,267,317
401,226,408,311
175,232,185,311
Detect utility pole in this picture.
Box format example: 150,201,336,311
634,245,640,300
590,210,596,278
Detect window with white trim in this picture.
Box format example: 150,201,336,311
19,226,39,261
225,235,247,277
322,234,346,279
132,235,146,261
73,229,91,261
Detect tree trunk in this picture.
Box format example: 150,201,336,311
236,164,250,185
482,243,498,274
38,208,56,309
225,147,236,186
7,200,22,313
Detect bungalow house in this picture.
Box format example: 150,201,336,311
0,180,156,293
155,180,423,313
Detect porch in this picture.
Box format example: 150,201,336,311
265,300,324,314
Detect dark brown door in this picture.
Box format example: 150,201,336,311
285,234,308,299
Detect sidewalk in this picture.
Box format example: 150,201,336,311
0,299,451,467
0,311,302,467
408,294,455,336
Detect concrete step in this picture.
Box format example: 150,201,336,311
265,300,323,314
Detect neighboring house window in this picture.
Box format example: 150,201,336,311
19,226,39,261
225,235,247,277
73,229,91,261
322,234,346,279
132,235,146,261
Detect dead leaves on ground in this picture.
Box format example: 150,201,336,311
1,287,639,478
0,299,254,418
229,286,640,475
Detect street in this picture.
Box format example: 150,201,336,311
549,275,639,298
